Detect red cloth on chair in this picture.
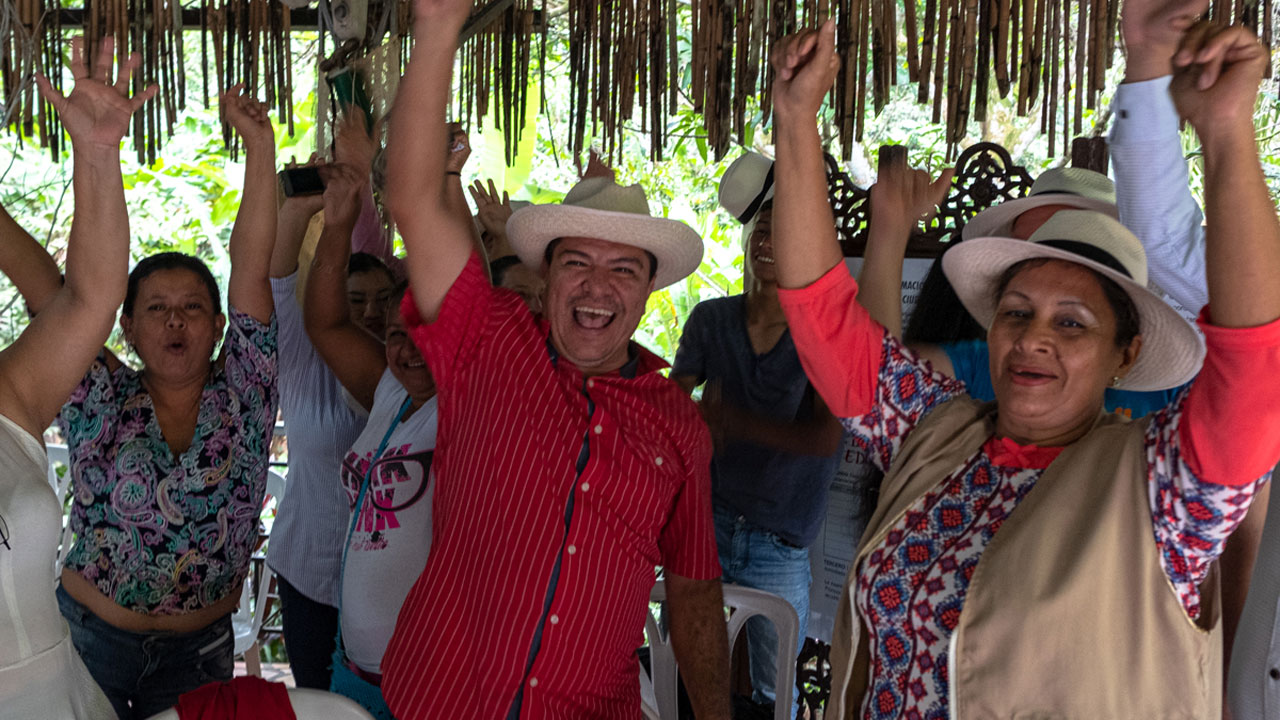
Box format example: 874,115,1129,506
175,676,296,720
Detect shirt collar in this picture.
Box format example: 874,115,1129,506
539,318,668,380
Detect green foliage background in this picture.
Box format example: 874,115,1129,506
5,0,1280,675
4,24,1280,359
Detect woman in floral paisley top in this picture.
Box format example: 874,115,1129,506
5,87,279,719
769,21,1280,720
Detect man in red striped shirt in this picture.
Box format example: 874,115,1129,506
378,0,732,717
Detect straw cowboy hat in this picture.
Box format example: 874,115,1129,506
960,167,1118,240
943,210,1204,391
718,151,775,224
506,177,704,290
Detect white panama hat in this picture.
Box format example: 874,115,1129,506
961,167,1119,240
943,210,1204,391
506,177,705,290
718,151,775,224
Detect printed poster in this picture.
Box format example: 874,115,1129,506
806,256,934,642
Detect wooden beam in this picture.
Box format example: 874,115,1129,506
48,3,539,36
52,6,323,30
459,0,519,43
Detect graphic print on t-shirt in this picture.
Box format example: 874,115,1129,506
341,443,434,552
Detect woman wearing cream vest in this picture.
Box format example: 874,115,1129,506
768,17,1280,720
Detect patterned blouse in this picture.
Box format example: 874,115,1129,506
58,308,278,615
851,336,1264,720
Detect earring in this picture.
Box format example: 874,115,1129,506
1111,376,1121,387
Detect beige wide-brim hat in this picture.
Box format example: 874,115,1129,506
507,177,704,290
943,210,1204,391
719,151,775,224
961,167,1119,240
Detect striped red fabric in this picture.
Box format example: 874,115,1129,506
382,253,720,719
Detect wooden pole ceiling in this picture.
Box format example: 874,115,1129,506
3,0,1274,163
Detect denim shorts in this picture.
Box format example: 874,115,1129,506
56,584,234,720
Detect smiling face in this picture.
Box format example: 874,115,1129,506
121,268,226,387
544,236,656,376
987,260,1142,445
384,300,435,405
745,206,776,286
348,269,395,339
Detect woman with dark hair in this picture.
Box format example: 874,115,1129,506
0,36,155,720
264,112,399,691
771,20,1280,719
302,156,440,719
3,85,279,719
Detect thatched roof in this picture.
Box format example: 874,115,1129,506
2,0,1274,162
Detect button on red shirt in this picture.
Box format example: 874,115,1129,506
382,253,720,719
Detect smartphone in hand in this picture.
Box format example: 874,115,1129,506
279,167,326,197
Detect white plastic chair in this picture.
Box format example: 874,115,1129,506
45,444,76,573
145,687,374,719
232,469,286,677
641,580,798,720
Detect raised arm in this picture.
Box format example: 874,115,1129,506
303,162,387,411
0,36,155,438
1113,0,1210,314
222,86,277,323
1174,25,1280,328
770,22,890,418
770,22,843,289
269,157,326,279
384,0,476,322
859,157,955,377
0,204,62,316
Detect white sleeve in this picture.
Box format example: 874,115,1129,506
1109,76,1208,316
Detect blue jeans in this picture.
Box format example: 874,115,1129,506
714,504,810,716
57,584,235,720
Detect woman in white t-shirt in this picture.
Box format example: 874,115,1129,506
302,162,437,720
0,38,156,719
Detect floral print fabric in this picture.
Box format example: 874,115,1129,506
58,308,278,615
849,333,1265,720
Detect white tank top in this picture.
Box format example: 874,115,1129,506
0,412,116,719
0,412,64,665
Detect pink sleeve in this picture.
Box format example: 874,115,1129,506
1178,308,1280,485
776,262,887,418
350,187,406,282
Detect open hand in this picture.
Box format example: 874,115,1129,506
1170,22,1267,139
468,178,513,253
770,20,840,124
319,163,366,231
35,36,158,151
870,161,955,237
221,84,275,147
